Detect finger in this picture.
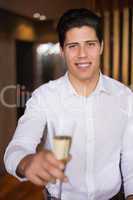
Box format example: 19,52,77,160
44,162,68,182
38,168,56,184
44,151,65,170
30,174,47,186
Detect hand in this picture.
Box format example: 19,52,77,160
16,149,71,186
126,195,133,200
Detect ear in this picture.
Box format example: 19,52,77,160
100,41,104,55
59,45,65,58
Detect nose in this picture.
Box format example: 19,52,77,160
78,46,87,58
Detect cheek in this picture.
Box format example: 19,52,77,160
69,50,77,58
64,55,73,68
89,49,101,59
65,52,76,63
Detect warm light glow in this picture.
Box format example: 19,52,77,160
40,15,47,21
33,12,47,21
15,23,35,40
37,43,60,55
37,43,53,55
33,13,40,18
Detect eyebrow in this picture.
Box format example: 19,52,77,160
65,40,98,47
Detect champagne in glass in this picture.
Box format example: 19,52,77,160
53,135,72,161
52,135,72,200
51,117,75,200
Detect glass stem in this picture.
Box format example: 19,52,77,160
58,180,62,200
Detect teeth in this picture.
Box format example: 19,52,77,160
77,63,90,68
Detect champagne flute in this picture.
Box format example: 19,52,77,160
52,119,74,200
53,135,72,199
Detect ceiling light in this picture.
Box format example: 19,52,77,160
33,13,40,18
40,15,47,21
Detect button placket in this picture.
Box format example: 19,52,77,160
85,96,95,200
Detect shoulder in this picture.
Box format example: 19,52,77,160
103,75,133,96
26,75,66,108
32,75,65,98
103,75,133,116
103,75,133,115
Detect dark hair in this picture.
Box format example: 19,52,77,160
57,8,103,48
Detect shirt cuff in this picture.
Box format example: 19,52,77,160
4,146,34,181
124,179,133,198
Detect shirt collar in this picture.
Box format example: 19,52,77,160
63,71,112,97
95,72,112,95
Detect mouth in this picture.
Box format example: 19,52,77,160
75,62,92,69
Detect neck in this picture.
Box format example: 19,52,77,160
68,72,100,96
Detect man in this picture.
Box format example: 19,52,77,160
4,8,133,200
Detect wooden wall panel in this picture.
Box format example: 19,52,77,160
131,9,133,88
92,0,132,86
113,9,120,80
103,11,110,76
0,37,17,174
102,6,132,86
122,7,129,85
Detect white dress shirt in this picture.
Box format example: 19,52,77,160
4,72,133,200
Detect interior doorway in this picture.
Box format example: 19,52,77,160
16,40,34,119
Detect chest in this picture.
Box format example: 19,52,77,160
45,94,128,149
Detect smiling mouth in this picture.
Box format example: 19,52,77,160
76,62,92,68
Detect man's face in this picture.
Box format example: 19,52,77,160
61,26,103,84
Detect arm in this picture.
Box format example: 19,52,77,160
126,196,133,200
121,93,133,199
4,88,46,180
4,87,70,185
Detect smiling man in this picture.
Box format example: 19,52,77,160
61,25,103,96
4,8,133,200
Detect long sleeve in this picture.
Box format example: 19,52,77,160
4,88,46,180
121,93,133,198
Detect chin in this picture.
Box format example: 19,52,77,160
78,76,91,82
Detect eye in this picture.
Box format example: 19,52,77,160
87,42,96,47
68,44,78,48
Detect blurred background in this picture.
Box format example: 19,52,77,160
0,0,132,199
